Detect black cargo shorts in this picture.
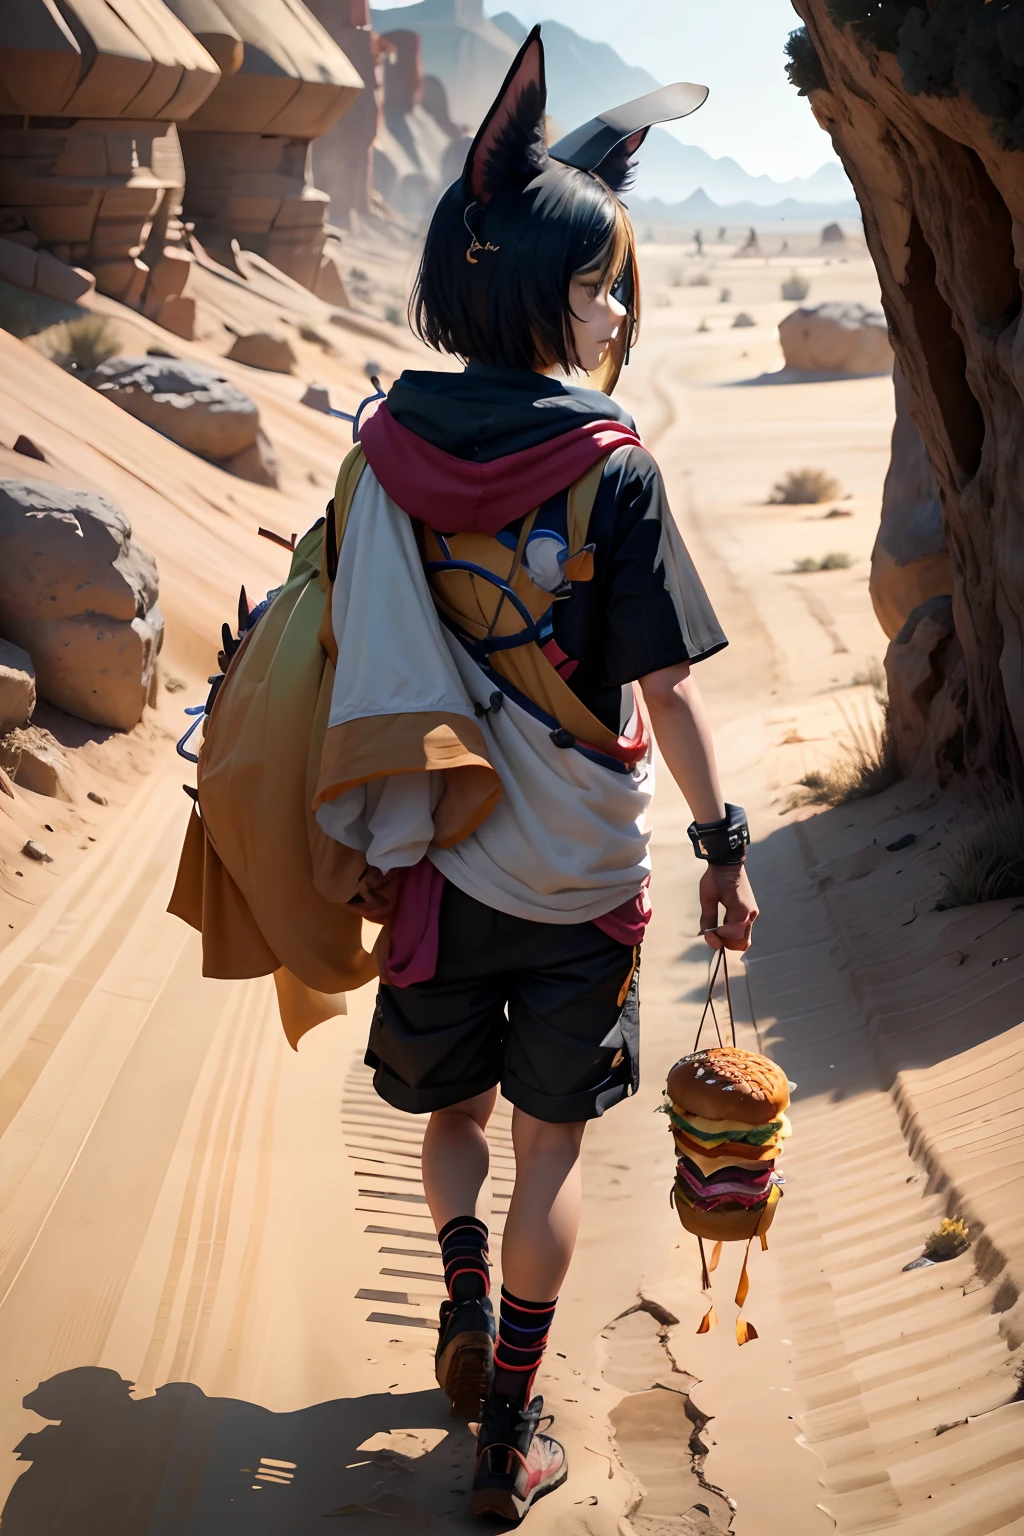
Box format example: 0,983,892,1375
365,883,640,1123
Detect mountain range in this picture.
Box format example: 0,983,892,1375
370,0,853,209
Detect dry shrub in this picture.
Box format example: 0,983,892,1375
923,1217,970,1262
781,271,811,301
770,467,842,504
30,314,121,374
732,311,756,328
719,287,732,303
687,271,712,287
939,795,1024,909
793,551,855,571
797,700,897,806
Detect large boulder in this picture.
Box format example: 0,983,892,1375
226,331,297,375
90,356,260,462
779,301,893,376
870,364,952,640
0,638,35,734
884,595,958,776
0,479,163,732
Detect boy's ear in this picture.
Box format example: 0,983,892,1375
462,24,548,206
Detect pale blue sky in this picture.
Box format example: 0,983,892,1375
371,0,837,181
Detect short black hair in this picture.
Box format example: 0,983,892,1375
411,163,638,373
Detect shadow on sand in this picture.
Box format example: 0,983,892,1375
724,366,892,387
3,1367,481,1535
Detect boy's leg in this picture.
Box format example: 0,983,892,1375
422,1089,499,1417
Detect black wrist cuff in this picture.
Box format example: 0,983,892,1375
687,803,750,864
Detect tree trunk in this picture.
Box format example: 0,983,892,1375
792,2,1024,789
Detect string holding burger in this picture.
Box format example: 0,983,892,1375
662,950,792,1344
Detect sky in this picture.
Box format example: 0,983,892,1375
371,0,838,182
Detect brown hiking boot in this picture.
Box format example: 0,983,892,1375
471,1394,567,1521
435,1295,495,1418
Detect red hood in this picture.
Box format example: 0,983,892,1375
358,404,642,534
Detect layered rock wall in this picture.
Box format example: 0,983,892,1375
307,0,384,223
791,1,1024,788
164,0,363,289
0,0,221,335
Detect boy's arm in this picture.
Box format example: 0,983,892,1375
639,661,758,952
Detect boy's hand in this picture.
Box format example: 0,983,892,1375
699,863,758,951
346,864,402,923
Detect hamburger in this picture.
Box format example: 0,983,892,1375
665,1046,790,1242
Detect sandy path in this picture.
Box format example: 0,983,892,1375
2,247,1020,1533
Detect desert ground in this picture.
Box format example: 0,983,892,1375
0,227,1021,1536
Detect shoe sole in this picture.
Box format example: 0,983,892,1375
470,1464,568,1522
435,1330,494,1418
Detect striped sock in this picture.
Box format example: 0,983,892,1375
492,1286,557,1403
438,1215,490,1303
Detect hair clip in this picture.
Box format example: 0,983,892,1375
463,201,500,265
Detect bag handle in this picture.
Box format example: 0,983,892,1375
692,948,737,1053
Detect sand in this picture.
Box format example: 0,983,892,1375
0,237,1021,1534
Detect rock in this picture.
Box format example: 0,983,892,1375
314,249,350,308
34,249,95,304
300,382,332,413
13,435,45,461
870,364,952,639
8,727,71,800
226,331,298,374
0,478,163,731
820,221,846,246
87,791,108,805
222,429,280,489
778,302,893,376
0,638,36,734
884,596,957,775
21,839,53,862
90,357,260,462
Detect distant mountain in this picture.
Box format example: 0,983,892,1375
370,0,853,208
628,188,861,229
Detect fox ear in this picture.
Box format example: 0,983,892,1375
592,127,648,195
463,25,548,206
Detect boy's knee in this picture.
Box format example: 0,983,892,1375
513,1113,586,1161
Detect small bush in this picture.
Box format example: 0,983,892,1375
923,1217,970,1262
781,271,811,301
687,271,712,287
719,287,732,303
697,317,710,333
850,657,887,703
384,304,404,326
785,25,829,94
349,266,368,281
938,795,1024,909
797,703,897,805
30,314,121,375
792,551,854,572
732,311,756,328
770,467,842,504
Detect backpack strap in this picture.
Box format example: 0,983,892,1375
566,452,608,555
319,445,369,663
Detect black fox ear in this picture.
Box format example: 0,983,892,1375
462,24,548,206
549,82,708,195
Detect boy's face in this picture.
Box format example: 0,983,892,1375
567,265,628,373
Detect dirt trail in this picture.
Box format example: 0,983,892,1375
1,246,1021,1534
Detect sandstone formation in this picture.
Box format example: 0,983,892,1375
163,0,363,290
884,595,960,778
369,0,516,127
0,1,222,338
226,330,298,374
0,479,163,733
778,300,893,375
0,639,35,736
307,0,386,225
89,356,279,486
790,4,1024,787
0,238,96,305
871,363,952,640
373,28,461,216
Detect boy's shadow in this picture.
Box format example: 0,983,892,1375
4,1367,479,1535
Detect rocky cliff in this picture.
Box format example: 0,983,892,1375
788,1,1024,789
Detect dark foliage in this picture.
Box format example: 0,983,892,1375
784,28,829,95
817,0,1024,154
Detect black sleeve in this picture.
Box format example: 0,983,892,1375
595,446,727,687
